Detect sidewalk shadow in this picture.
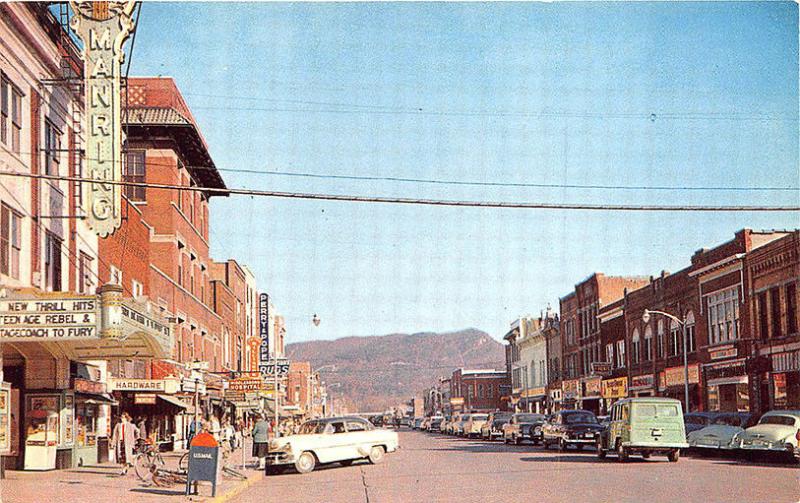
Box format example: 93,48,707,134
520,454,646,464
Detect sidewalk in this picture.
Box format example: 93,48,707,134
0,439,262,503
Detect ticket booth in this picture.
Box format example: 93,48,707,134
24,407,58,471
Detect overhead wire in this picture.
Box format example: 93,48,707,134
1,171,798,212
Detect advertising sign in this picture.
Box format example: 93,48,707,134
228,378,263,392
773,373,787,408
662,363,700,388
601,377,628,399
583,377,601,397
261,359,290,376
70,1,138,237
630,374,655,390
590,362,612,375
109,379,167,392
0,384,10,454
0,298,97,340
258,293,270,376
562,379,580,399
134,394,157,405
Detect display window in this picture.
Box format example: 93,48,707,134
75,401,98,447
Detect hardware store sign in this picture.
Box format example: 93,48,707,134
0,298,97,340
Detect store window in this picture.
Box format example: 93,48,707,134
75,400,97,450
124,151,146,201
44,232,62,291
0,203,21,278
707,287,740,345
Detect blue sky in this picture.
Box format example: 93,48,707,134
128,2,799,342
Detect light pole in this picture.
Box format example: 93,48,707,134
643,309,690,413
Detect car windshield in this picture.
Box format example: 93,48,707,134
494,415,512,422
299,421,326,434
759,415,796,426
564,412,597,424
518,414,544,423
472,414,488,420
461,415,471,421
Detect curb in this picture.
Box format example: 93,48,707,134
208,470,263,503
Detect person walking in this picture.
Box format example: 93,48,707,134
112,413,140,475
251,414,271,469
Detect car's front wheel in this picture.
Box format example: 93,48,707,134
295,452,316,474
596,439,606,459
368,446,386,464
667,449,680,463
341,459,355,466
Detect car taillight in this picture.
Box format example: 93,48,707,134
795,429,800,442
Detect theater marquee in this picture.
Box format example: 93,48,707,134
70,1,137,237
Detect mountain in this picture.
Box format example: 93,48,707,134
286,328,505,412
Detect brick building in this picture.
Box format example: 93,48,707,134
746,230,799,412
286,361,312,414
559,273,649,414
121,77,229,374
449,368,510,412
211,259,248,371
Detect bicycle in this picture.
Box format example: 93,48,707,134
220,441,247,480
133,439,166,483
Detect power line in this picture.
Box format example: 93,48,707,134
10,149,799,193
1,171,798,212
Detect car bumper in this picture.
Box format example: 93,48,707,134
738,441,799,455
622,441,689,449
266,451,296,466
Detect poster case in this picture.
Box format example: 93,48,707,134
24,393,61,471
0,383,10,455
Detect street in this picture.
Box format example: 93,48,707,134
239,430,800,503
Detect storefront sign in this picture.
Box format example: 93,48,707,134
704,360,746,382
258,293,270,376
228,378,263,392
562,379,580,399
109,379,166,392
521,387,546,398
709,346,738,360
450,397,465,406
630,374,654,390
590,362,612,375
661,363,700,388
601,377,628,399
73,378,106,395
247,337,260,372
261,359,290,377
0,298,97,340
121,303,170,337
134,394,157,405
70,1,138,237
61,393,74,447
583,377,601,397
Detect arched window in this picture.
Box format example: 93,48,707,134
631,328,641,364
643,325,653,361
657,320,665,359
685,311,696,353
670,319,680,356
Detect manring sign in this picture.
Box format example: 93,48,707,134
70,1,137,237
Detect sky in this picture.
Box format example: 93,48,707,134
128,1,799,343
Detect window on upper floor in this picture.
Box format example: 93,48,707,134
643,325,653,361
124,151,146,201
78,252,94,294
110,264,122,285
770,288,781,339
132,279,143,298
44,120,61,175
657,319,665,359
605,343,614,367
685,311,696,353
631,328,640,364
44,231,62,291
0,203,22,279
758,291,769,340
788,283,797,335
616,340,625,368
707,287,740,345
670,319,680,356
2,76,23,154
0,74,8,146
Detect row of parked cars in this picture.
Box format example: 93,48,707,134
413,398,800,463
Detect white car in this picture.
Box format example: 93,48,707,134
733,410,800,461
266,416,400,474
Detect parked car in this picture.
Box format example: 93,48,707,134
503,413,547,445
683,412,717,435
596,398,688,462
481,412,512,440
543,410,604,451
400,417,411,427
687,412,754,452
445,414,461,435
454,414,471,436
420,417,431,431
462,413,489,438
733,410,800,462
413,417,424,430
429,416,444,433
266,416,400,474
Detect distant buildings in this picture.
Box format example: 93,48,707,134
449,368,510,413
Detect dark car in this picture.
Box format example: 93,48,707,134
542,410,604,451
481,412,512,440
503,413,547,445
428,416,444,432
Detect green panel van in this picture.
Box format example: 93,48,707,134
597,397,689,462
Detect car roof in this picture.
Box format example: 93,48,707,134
614,397,683,405
763,410,800,417
310,416,369,424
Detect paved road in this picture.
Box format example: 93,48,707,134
237,429,799,503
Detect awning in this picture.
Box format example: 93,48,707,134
76,392,118,405
158,394,192,410
707,376,748,387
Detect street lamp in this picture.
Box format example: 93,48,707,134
642,309,691,412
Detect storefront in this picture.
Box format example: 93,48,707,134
520,387,547,414
659,363,701,412
704,359,748,412
548,387,562,414
770,349,800,409
629,374,655,397
0,286,174,470
580,377,602,415
600,377,628,411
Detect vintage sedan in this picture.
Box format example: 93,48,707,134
462,413,489,438
503,413,547,445
683,412,717,435
266,416,399,474
481,412,512,440
687,412,754,452
543,410,604,451
428,416,444,433
733,410,800,461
